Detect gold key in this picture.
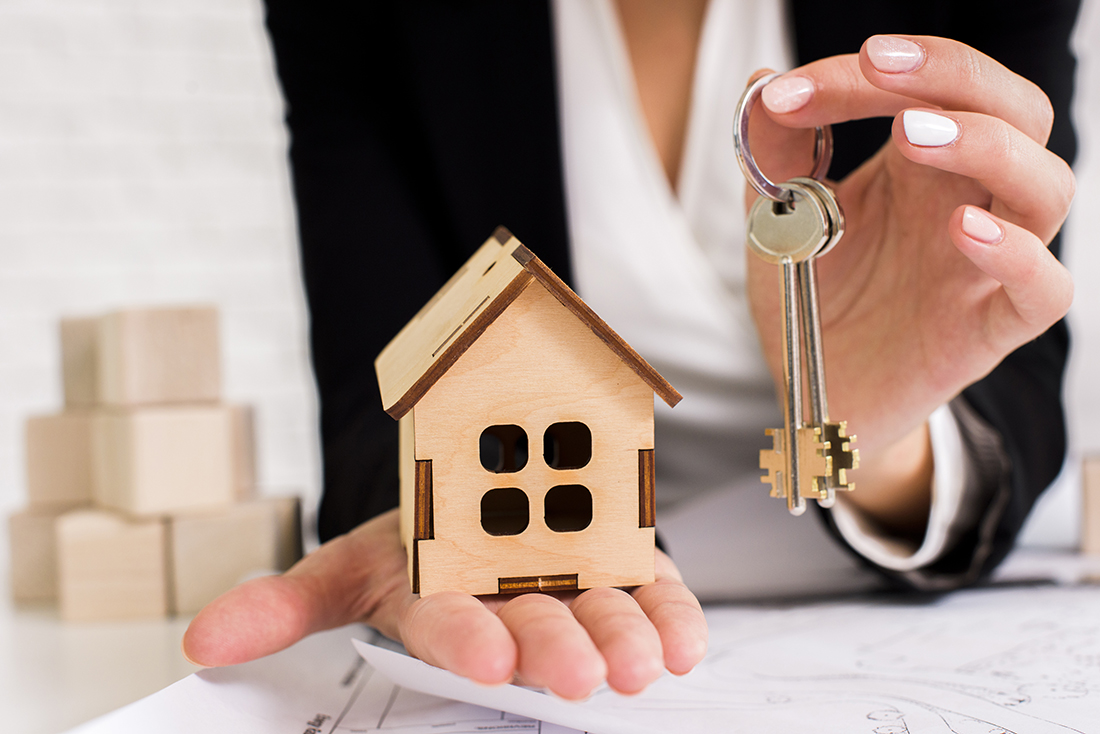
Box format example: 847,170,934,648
734,74,858,516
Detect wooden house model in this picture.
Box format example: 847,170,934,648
375,228,681,596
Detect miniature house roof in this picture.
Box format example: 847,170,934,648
375,227,682,420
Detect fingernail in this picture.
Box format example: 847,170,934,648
961,206,1004,244
903,110,959,147
762,75,814,114
867,35,925,73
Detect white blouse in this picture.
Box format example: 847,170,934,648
552,0,978,598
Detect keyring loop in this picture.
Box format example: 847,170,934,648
733,72,833,203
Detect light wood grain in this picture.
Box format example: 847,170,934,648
377,231,681,420
8,508,64,602
229,404,257,501
92,405,235,516
60,316,101,408
25,411,95,510
98,306,221,406
168,500,279,615
516,249,681,409
376,232,528,418
412,283,656,596
57,509,168,622
262,494,304,573
1083,456,1100,555
398,412,417,587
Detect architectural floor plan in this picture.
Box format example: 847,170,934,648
73,583,1100,734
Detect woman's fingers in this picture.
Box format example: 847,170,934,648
891,108,1075,241
400,592,517,686
497,593,607,700
859,35,1053,144
760,36,1054,146
409,575,703,698
183,506,710,700
183,508,709,701
632,551,708,676
760,54,921,121
417,559,699,696
570,587,664,694
950,205,1073,354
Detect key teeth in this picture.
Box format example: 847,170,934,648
797,426,833,502
760,428,786,498
761,425,858,505
822,422,858,494
836,446,859,493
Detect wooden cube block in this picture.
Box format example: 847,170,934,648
1083,456,1100,554
57,509,168,622
169,501,278,615
168,496,304,615
230,404,257,501
25,411,95,510
98,306,221,406
92,406,235,516
60,316,101,407
8,509,63,602
264,494,304,572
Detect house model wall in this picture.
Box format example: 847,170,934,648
376,228,681,596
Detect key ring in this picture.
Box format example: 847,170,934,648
734,72,833,203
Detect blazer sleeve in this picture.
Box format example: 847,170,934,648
790,0,1081,586
261,1,572,542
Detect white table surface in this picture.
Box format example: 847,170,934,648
3,546,1098,734
0,568,200,734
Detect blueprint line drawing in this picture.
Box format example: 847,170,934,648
70,583,1100,734
67,624,587,734
362,584,1100,734
309,631,569,734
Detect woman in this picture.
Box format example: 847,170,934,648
183,0,1078,699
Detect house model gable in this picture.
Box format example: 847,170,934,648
376,227,681,420
376,227,681,596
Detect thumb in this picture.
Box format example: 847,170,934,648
182,574,313,667
183,509,413,667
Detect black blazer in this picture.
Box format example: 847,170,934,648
262,0,1080,586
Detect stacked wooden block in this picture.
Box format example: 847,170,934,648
1083,456,1100,555
8,307,303,621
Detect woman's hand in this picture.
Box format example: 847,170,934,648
182,508,708,699
746,35,1074,534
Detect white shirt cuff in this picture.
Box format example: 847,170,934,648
830,404,967,572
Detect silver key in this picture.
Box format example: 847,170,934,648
791,177,858,508
747,180,858,515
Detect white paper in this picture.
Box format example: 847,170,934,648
68,583,1100,734
67,625,582,734
353,639,641,734
359,584,1100,734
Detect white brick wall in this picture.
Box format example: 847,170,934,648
1067,0,1100,450
1024,0,1100,547
0,0,321,570
0,0,1097,567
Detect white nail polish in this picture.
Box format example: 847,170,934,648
903,110,960,147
